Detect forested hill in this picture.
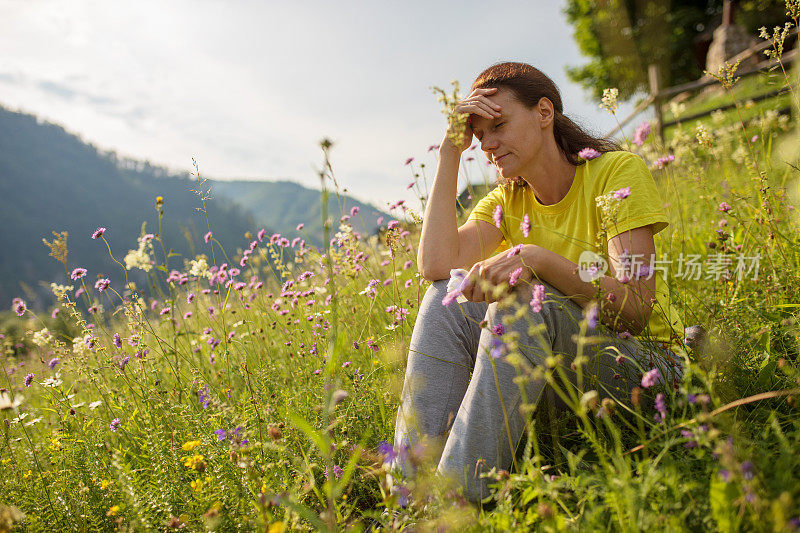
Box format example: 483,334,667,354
0,106,388,308
212,180,386,247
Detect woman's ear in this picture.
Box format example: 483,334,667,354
537,97,555,128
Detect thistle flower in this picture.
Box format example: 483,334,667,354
91,227,106,239
578,148,601,160
71,268,87,280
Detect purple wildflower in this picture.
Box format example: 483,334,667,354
91,227,106,239
214,428,227,441
491,324,506,336
521,213,531,238
718,202,732,213
110,418,121,432
719,469,731,482
641,368,660,388
506,244,524,258
740,461,755,480
633,122,651,146
70,268,87,280
113,333,122,348
204,231,213,243
509,267,523,286
493,205,503,228
654,154,675,169
187,293,195,304
578,147,601,160
94,278,110,292
490,338,505,359
585,305,599,329
48,357,60,370
612,187,631,200
530,284,546,312
160,307,171,316
24,372,34,387
377,441,397,464
655,393,667,422
12,298,26,316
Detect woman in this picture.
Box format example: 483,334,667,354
394,62,684,502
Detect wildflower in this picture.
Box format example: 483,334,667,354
48,357,60,370
520,213,530,237
387,220,399,230
234,282,246,291
696,124,714,147
204,231,213,243
377,441,397,464
530,284,546,312
718,202,732,213
492,205,503,228
641,368,660,388
11,297,26,316
24,373,34,387
599,87,619,113
633,122,651,146
490,338,505,359
296,223,304,231
71,267,87,280
214,428,226,441
110,418,121,432
578,147,601,160
160,307,171,316
612,187,631,200
189,256,209,277
585,304,598,329
491,324,506,336
182,440,201,452
506,266,523,286
655,393,667,422
94,278,111,292
342,361,351,368
405,157,414,165
653,154,675,169
506,244,524,258
183,453,205,470
740,461,755,480
350,206,359,216
183,311,192,319
91,227,107,240
32,328,51,346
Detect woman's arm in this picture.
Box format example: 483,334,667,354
462,225,657,335
417,144,503,280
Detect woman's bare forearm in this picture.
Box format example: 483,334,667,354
417,142,462,280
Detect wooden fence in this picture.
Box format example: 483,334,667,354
604,27,799,141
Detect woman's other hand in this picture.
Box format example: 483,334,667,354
444,87,502,152
461,245,539,303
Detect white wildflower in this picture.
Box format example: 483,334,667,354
189,255,209,277
696,123,714,147
32,328,52,347
669,101,686,120
41,375,63,388
89,400,103,410
0,392,23,410
599,88,619,113
50,283,74,300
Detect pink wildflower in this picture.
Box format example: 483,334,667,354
530,284,546,312
521,214,530,238
493,205,503,228
509,267,523,286
613,187,631,199
204,231,213,243
71,268,87,280
91,227,106,239
578,148,601,160
641,368,660,388
94,278,110,292
718,202,732,213
506,244,524,258
633,122,651,146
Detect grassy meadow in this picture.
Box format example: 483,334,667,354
3,51,800,531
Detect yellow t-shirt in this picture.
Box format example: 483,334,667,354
466,150,684,351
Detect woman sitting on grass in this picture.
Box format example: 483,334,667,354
394,61,685,502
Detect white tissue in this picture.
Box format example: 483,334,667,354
447,268,470,304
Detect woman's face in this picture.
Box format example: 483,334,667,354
469,88,551,179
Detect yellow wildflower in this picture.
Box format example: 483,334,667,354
107,505,121,516
182,454,205,470
268,523,286,533
100,479,109,489
23,470,32,479
190,479,203,492
182,440,201,452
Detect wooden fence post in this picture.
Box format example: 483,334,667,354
648,64,664,143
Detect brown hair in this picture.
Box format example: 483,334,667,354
471,62,620,187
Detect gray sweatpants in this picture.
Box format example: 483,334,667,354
394,279,681,502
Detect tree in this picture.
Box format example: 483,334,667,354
563,0,790,101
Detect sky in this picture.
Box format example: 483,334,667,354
0,0,637,211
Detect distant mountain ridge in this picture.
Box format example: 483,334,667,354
0,105,388,307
